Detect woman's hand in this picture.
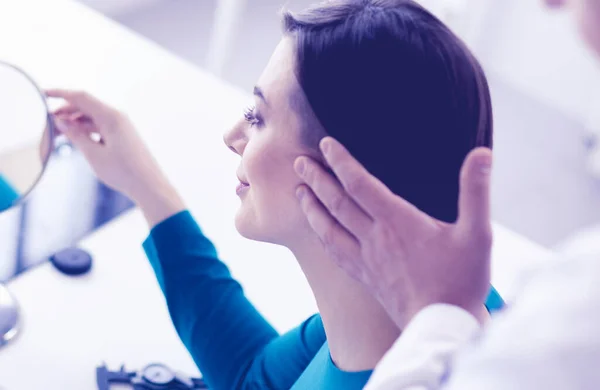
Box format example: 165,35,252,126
295,137,493,328
39,123,52,164
47,89,185,226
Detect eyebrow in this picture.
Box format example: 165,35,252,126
253,86,268,105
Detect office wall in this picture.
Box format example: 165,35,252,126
77,0,164,16
468,0,600,126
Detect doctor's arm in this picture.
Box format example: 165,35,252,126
294,136,493,329
294,136,491,389
295,136,600,390
369,255,600,390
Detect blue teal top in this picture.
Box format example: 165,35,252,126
0,174,19,210
143,211,504,389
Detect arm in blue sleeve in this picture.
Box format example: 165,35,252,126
143,211,325,389
143,211,278,389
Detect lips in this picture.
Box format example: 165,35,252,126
236,174,249,185
236,181,250,195
236,172,250,195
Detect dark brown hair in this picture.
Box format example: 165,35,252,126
283,0,493,222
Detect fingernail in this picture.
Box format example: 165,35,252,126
296,186,306,200
479,159,492,175
70,112,83,121
320,138,331,156
295,158,306,176
55,118,70,132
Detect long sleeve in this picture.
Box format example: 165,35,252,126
143,211,326,390
364,305,481,390
367,254,600,390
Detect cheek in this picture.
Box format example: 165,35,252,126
237,121,316,243
243,134,301,205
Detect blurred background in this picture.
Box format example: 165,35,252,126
76,0,600,250
4,0,600,281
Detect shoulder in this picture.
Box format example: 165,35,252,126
298,314,326,346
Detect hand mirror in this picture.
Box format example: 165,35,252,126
0,61,54,348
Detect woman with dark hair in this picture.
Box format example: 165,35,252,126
49,0,502,388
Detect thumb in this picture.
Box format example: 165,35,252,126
457,147,493,237
54,117,100,158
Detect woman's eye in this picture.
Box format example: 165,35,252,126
243,106,261,127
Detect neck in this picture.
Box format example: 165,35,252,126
288,233,400,372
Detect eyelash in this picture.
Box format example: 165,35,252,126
244,106,261,127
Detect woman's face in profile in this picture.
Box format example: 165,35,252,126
223,38,321,245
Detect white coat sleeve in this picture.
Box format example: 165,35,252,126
366,255,600,390
365,304,481,390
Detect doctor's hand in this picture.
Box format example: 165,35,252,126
46,89,185,226
295,137,493,328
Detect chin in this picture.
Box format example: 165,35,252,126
234,209,272,243
234,214,259,240
235,208,296,246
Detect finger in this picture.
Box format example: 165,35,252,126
51,104,80,117
320,137,422,221
296,185,362,271
295,156,373,238
70,112,92,123
54,117,101,157
54,112,104,145
52,111,92,130
456,147,493,238
45,89,113,120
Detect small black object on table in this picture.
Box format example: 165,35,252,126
50,247,93,276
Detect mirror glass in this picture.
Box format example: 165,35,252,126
0,62,52,212
0,61,53,348
0,283,18,346
0,61,134,350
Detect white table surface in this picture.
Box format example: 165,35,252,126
0,1,557,389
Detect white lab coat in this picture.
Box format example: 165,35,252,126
365,254,600,390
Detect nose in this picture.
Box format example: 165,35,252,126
223,119,247,156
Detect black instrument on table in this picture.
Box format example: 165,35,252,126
96,363,208,390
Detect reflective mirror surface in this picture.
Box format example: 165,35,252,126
0,62,52,211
